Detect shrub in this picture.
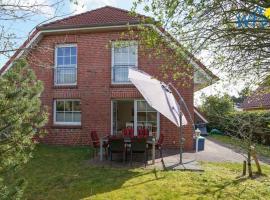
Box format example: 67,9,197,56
0,59,48,199
199,94,235,131
222,111,270,145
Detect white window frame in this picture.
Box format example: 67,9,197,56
54,44,78,86
110,99,160,138
135,99,160,138
53,99,81,126
111,41,138,84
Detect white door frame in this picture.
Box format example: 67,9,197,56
110,99,160,138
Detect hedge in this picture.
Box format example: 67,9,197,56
209,111,270,145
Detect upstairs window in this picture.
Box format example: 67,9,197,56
55,45,77,85
112,41,138,83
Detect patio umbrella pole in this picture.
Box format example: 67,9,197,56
168,83,196,165
179,110,183,165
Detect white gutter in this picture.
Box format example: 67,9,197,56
2,23,214,82
147,24,213,82
194,109,208,123
2,31,42,74
1,24,140,74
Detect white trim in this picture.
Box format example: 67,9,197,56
54,44,78,86
1,31,42,74
134,100,138,136
157,112,160,139
1,25,139,75
111,101,113,135
135,99,160,137
2,23,214,83
194,108,208,123
42,24,140,34
147,24,214,82
53,99,81,126
110,99,160,137
111,41,138,84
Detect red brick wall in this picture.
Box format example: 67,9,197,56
27,30,194,150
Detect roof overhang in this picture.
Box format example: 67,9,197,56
194,107,209,123
0,23,219,87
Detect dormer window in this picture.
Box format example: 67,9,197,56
112,41,138,83
54,44,77,85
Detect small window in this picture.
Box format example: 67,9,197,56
54,99,81,125
112,41,138,83
55,45,77,85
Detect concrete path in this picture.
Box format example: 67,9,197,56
189,138,245,162
162,138,269,164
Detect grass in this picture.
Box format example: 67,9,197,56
16,145,270,200
209,134,270,158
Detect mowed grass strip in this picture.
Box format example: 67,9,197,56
17,145,270,200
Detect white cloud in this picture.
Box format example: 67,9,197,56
2,0,56,18
70,0,117,14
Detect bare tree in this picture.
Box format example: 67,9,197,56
132,0,270,84
0,0,73,60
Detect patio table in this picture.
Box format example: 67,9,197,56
100,136,156,164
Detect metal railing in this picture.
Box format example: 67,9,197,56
55,67,77,85
112,65,136,83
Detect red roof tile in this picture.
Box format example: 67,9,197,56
39,6,147,30
1,6,218,82
241,87,270,109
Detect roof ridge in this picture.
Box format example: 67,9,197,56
39,6,145,28
40,6,108,28
104,5,147,18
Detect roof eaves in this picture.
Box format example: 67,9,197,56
38,21,141,31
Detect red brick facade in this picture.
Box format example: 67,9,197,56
24,29,195,150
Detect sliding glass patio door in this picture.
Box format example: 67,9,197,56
111,100,160,137
135,100,160,138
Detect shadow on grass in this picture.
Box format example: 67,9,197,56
19,145,163,200
179,175,250,199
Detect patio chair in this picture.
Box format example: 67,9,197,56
90,131,108,159
138,128,149,138
128,128,134,138
108,137,126,162
126,122,134,128
130,137,147,167
148,134,164,159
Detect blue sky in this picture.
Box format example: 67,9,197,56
1,0,244,103
0,0,143,67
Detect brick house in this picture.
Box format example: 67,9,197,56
0,6,217,150
242,87,270,111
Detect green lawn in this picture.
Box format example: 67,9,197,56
17,145,270,200
209,134,270,159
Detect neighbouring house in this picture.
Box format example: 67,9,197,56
0,6,217,150
194,107,208,135
242,87,270,111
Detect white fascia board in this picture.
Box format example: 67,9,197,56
1,24,139,74
194,108,208,123
2,23,213,82
146,24,213,82
2,31,42,74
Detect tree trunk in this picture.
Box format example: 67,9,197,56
251,146,262,175
247,150,253,178
242,160,247,176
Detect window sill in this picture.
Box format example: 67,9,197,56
53,85,78,89
110,84,135,88
51,125,82,129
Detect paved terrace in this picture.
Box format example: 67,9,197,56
88,138,270,171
